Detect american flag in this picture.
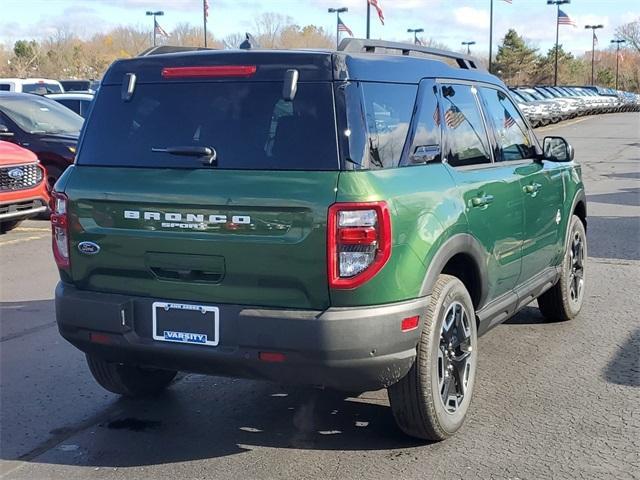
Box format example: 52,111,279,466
504,109,516,129
445,106,465,129
594,32,598,46
558,9,576,27
337,16,353,37
155,19,169,37
433,105,440,127
502,0,513,3
368,0,385,25
204,0,209,19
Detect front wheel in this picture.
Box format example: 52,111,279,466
538,215,587,321
388,274,478,441
86,354,177,397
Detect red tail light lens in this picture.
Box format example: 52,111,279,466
161,65,257,79
50,191,70,269
328,202,391,289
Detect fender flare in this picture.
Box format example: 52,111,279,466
419,233,489,308
564,189,587,250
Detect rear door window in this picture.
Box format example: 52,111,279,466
441,84,492,167
479,87,535,162
405,81,441,165
77,82,338,170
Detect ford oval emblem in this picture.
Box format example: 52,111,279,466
8,168,24,179
78,241,100,255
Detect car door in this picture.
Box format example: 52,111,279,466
439,82,524,303
478,86,564,284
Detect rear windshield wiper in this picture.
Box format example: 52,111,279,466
151,146,217,165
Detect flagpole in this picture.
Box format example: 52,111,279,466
488,0,493,73
554,3,559,85
203,0,207,47
366,1,371,39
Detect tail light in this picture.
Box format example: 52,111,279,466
51,191,70,269
161,65,257,79
328,202,391,289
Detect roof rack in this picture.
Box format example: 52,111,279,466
338,38,482,70
137,45,215,57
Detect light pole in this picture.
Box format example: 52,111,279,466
146,10,164,47
547,0,570,86
611,39,626,90
407,28,424,46
584,25,603,85
461,41,476,55
328,7,348,49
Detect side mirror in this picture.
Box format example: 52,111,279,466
543,136,574,162
0,124,14,136
410,145,441,164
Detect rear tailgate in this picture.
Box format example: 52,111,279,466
63,55,341,310
64,167,337,310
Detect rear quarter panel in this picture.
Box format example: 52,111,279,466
332,164,466,307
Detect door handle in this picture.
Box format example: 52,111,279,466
523,182,542,195
470,194,494,208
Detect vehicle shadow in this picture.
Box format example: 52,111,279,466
603,327,640,387
586,215,640,261
14,381,425,468
588,187,640,208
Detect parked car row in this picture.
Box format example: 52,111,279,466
510,85,640,128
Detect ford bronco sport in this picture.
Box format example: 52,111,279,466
53,39,587,441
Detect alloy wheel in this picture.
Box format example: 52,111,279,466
437,302,474,414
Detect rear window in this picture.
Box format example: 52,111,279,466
22,83,63,94
77,82,338,170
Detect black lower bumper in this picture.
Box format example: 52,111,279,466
55,283,430,391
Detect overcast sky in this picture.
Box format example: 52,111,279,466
2,0,638,56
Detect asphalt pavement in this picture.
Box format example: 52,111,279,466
1,112,639,480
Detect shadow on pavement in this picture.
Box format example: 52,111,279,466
588,188,640,208
586,215,640,261
8,382,425,468
603,328,640,387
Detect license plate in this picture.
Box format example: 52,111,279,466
152,302,219,347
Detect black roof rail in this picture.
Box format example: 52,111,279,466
338,38,483,70
137,45,216,57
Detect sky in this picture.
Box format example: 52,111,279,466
1,0,638,57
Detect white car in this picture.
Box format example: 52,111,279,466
45,92,94,118
0,78,64,95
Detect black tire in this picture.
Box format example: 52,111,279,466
388,274,478,441
86,354,177,397
538,215,587,321
0,220,21,234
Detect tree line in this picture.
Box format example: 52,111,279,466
0,14,638,92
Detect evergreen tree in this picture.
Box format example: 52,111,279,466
493,29,539,85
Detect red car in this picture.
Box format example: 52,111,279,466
0,141,49,233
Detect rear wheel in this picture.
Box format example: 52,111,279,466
0,220,21,234
388,274,478,441
538,215,586,321
86,354,177,397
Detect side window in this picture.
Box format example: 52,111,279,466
480,87,535,162
59,99,80,114
361,83,417,169
441,84,491,168
405,83,441,165
0,84,10,91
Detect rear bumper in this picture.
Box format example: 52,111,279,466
56,283,430,391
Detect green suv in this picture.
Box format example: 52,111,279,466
52,39,587,440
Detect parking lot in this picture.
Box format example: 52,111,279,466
0,112,638,479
